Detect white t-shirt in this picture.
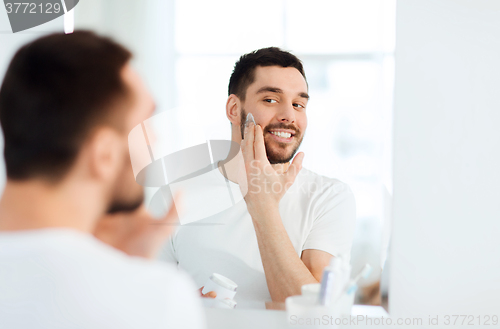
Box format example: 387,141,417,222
149,166,356,306
0,228,205,329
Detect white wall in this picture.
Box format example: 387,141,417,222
74,0,176,116
390,0,500,316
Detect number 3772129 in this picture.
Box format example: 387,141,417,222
5,2,62,14
444,315,498,326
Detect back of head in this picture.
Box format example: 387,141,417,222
228,47,307,101
0,31,132,183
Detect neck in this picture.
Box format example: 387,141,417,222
0,178,106,233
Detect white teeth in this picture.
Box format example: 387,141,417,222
271,131,292,138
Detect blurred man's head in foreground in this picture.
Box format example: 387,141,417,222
0,31,154,214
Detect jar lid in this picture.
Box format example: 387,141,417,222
210,273,237,291
215,298,237,309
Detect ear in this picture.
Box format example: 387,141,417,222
86,127,123,182
226,94,242,126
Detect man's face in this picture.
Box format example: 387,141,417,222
239,66,309,164
107,65,155,214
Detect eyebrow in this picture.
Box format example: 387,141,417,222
256,86,310,100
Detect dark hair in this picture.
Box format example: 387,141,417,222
0,31,132,182
228,47,306,101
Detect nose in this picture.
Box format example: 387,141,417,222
276,103,296,124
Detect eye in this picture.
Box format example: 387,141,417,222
264,99,277,104
293,103,305,109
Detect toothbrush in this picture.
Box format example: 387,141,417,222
343,264,372,296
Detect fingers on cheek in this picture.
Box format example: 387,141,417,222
244,128,251,143
256,125,263,139
241,137,248,151
241,142,248,156
254,127,261,142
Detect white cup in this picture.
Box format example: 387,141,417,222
202,273,237,301
334,292,355,318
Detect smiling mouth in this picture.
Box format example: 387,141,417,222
268,130,295,143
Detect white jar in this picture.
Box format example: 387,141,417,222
202,273,237,301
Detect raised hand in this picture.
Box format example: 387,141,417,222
240,121,304,220
93,194,181,259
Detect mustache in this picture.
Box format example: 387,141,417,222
263,124,300,135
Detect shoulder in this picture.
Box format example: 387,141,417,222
0,231,203,327
294,167,354,200
84,237,200,304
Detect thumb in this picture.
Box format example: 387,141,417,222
286,152,304,181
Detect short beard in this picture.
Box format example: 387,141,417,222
240,108,304,164
106,196,144,214
106,162,145,214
